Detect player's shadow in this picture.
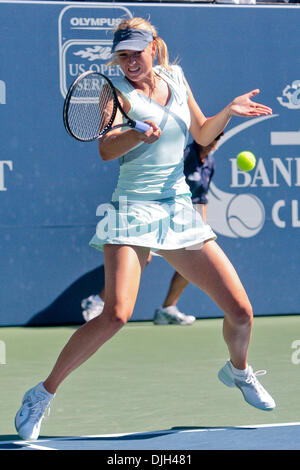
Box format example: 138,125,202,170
26,265,105,326
1,426,257,450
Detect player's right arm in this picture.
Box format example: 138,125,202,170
98,92,160,161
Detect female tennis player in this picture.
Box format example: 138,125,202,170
15,17,275,440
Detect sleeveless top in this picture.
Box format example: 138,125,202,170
90,65,217,251
109,65,192,202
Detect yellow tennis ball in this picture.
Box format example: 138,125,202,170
236,151,256,171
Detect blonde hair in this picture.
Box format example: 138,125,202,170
110,17,171,70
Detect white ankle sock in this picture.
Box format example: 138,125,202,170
162,305,177,313
230,361,249,377
40,382,55,398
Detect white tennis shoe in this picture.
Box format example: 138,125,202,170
153,306,196,325
218,360,276,411
15,382,55,440
81,295,104,322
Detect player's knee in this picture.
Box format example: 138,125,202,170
230,301,253,327
104,304,132,330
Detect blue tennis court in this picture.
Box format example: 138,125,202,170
1,317,300,453
1,422,300,450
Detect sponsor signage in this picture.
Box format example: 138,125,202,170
1,2,300,324
58,5,131,97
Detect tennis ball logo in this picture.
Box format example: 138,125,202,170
236,151,256,172
226,193,265,238
206,183,265,239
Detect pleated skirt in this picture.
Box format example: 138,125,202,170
89,194,216,252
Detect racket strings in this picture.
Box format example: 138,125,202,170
99,85,115,133
66,74,115,141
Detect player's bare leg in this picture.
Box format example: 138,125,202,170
43,245,150,394
161,240,275,411
161,240,252,369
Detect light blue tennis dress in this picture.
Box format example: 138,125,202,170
90,65,216,252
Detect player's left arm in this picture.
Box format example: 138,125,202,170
185,78,272,146
185,78,231,146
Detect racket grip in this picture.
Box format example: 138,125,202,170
134,120,151,133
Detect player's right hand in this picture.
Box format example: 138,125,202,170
136,120,162,144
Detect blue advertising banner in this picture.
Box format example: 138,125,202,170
0,1,299,325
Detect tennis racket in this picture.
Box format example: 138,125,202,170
63,70,150,142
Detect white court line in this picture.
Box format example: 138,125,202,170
238,422,300,429
21,443,57,451
4,421,300,449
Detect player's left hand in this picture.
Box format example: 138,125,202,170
229,89,272,117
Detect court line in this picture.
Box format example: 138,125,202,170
238,421,300,429
20,442,57,450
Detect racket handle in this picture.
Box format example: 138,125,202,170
133,120,151,133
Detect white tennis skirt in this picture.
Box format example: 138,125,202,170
89,194,216,252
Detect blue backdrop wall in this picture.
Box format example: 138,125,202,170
1,1,300,325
